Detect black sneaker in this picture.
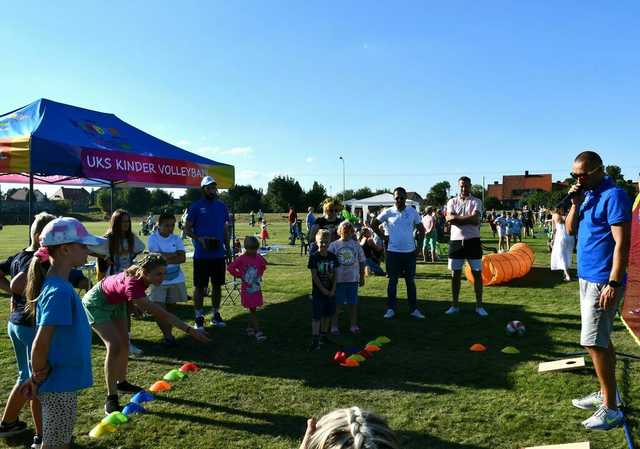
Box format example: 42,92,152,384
104,395,122,415
0,419,27,437
31,434,42,449
194,316,205,330
211,313,226,328
116,381,143,393
308,339,321,352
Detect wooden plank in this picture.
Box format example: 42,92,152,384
538,357,585,373
523,442,590,449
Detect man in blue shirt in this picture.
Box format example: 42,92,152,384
184,176,231,329
566,150,632,430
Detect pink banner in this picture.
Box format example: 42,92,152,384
81,148,208,187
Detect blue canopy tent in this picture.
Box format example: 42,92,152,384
0,98,235,220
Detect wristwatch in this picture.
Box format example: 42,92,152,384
608,280,622,288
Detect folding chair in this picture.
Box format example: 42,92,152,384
221,277,241,306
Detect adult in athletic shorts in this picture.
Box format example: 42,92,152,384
445,176,487,317
184,176,230,329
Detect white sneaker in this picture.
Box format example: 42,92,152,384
445,306,460,315
383,309,395,319
475,307,489,317
582,405,623,430
128,342,143,356
572,390,623,410
410,309,425,319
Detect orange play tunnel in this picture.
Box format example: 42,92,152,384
465,243,535,286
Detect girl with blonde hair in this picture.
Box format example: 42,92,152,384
82,254,210,414
299,407,400,449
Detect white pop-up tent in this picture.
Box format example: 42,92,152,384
342,192,421,218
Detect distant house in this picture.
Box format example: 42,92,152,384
487,171,553,208
52,187,90,211
407,192,424,205
7,187,47,202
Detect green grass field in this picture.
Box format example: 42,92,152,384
0,215,638,448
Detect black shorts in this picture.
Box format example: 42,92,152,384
193,258,226,288
312,290,336,321
448,238,483,260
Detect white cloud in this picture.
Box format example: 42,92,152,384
195,145,254,159
176,139,191,147
305,156,315,163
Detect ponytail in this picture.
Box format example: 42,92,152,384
124,253,167,279
25,252,49,319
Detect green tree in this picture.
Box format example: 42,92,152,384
123,188,152,215
374,188,391,195
305,181,327,211
522,190,550,209
353,187,373,199
223,184,263,213
180,188,201,206
150,189,174,213
484,196,503,211
96,187,126,214
425,181,450,207
471,184,486,200
606,165,638,200
263,175,305,212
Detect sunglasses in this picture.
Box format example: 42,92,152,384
570,165,602,180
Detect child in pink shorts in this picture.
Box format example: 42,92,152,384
227,236,268,341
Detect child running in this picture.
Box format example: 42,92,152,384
82,254,210,414
147,211,189,347
307,229,338,351
227,236,268,341
328,221,365,335
19,217,104,449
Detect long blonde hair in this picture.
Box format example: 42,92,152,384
124,253,167,279
25,245,60,319
307,407,399,449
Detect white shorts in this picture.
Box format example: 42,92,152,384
148,283,189,304
448,258,483,271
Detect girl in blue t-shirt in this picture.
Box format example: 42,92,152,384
19,217,105,449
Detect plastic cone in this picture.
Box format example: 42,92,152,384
340,358,360,367
149,380,172,392
122,402,146,416
101,411,128,427
179,362,201,373
89,422,116,438
375,336,391,344
365,344,381,352
469,343,487,352
131,391,155,404
357,349,373,359
333,352,347,364
164,369,186,381
349,354,366,363
501,346,520,354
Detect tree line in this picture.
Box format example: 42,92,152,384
84,165,636,215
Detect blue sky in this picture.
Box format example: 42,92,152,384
2,1,639,198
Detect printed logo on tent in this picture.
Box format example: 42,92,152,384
69,119,133,151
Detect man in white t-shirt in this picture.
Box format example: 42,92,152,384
373,187,426,320
147,211,188,346
445,176,487,317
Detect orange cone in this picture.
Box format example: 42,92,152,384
149,380,172,392
469,343,487,352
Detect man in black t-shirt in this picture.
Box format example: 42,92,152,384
307,229,338,351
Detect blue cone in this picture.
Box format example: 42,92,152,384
131,391,155,404
123,402,146,416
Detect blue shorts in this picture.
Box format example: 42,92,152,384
8,321,36,384
335,282,359,305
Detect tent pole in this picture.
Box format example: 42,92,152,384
28,172,34,243
110,181,114,215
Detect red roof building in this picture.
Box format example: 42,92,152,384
488,171,553,206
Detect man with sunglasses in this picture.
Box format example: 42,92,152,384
373,187,426,320
566,150,631,430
